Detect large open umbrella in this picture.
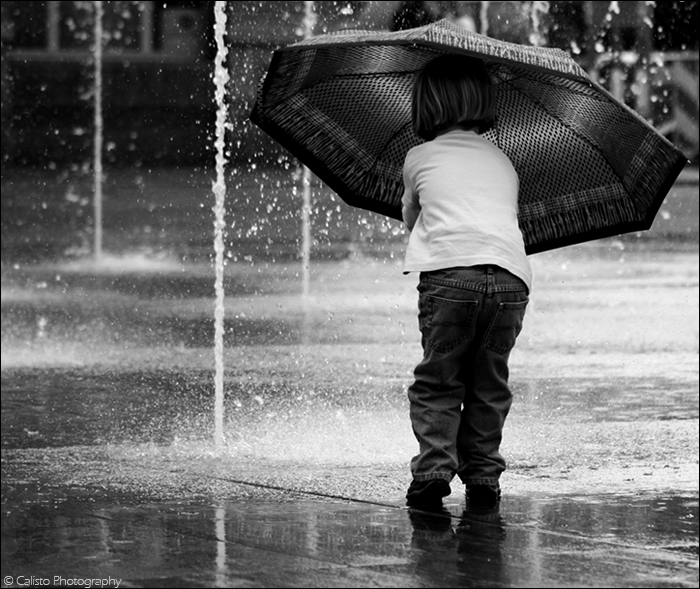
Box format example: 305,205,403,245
250,19,687,254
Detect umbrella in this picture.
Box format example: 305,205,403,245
250,19,688,254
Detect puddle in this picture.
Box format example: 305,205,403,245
1,489,697,588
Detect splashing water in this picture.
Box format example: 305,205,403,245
212,1,229,448
608,1,621,18
528,1,550,47
480,1,489,36
598,0,622,51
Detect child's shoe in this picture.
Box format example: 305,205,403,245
466,484,501,513
406,478,452,509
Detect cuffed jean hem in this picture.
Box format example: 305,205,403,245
412,472,453,482
461,476,500,487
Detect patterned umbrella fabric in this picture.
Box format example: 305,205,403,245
250,19,687,254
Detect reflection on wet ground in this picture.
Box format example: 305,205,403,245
2,487,697,588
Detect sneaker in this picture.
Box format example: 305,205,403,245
466,484,501,513
406,478,452,508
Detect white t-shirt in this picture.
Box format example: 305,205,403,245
401,128,532,291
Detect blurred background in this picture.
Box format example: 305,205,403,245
0,1,697,264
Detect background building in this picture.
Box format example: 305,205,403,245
1,1,698,166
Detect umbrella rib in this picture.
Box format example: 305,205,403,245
373,120,416,171
297,70,417,175
492,62,603,100
497,76,624,182
298,69,418,95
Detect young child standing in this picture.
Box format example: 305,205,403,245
402,54,532,511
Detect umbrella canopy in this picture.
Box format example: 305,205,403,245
250,19,687,254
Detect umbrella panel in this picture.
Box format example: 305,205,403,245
305,76,414,168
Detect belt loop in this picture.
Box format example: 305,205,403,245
486,265,495,296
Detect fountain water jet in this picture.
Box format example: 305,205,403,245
301,1,316,299
212,1,229,448
93,0,104,261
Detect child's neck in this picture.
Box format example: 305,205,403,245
437,125,478,136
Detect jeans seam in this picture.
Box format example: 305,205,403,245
422,276,485,292
413,472,453,482
423,275,526,293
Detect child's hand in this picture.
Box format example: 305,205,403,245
403,204,420,231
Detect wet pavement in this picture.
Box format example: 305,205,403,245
2,483,697,588
2,247,699,587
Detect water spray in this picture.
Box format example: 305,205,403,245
480,1,490,37
528,1,551,47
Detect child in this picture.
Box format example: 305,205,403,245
402,53,532,512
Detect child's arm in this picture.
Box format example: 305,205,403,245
401,159,420,231
402,202,420,231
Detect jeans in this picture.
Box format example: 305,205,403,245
408,265,529,487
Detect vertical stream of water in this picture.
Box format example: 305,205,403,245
93,1,104,261
213,1,229,448
301,1,316,299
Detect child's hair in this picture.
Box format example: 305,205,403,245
412,54,495,140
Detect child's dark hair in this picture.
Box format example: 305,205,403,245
412,54,495,140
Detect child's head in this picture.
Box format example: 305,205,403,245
412,54,495,141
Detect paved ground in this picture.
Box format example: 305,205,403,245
2,238,698,587
2,164,698,587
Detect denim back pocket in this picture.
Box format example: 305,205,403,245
419,294,479,354
483,299,528,355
